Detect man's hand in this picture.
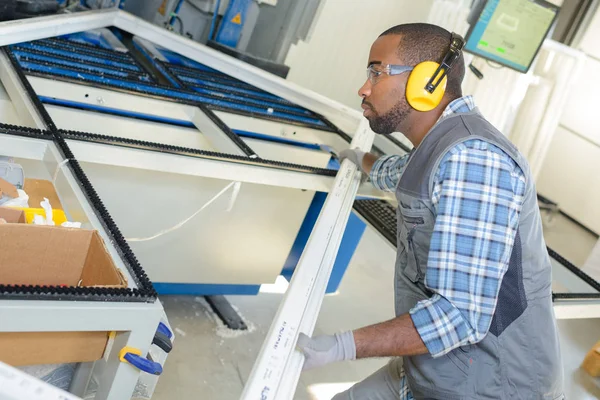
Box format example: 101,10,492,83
296,331,356,370
339,149,366,169
339,149,381,175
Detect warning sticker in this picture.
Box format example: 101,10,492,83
158,0,168,15
231,13,242,25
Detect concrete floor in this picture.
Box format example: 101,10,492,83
152,212,600,400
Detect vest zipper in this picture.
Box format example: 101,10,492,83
403,216,424,225
405,216,424,281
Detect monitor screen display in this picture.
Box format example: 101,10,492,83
464,0,560,73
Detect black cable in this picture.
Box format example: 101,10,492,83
468,62,484,80
173,15,184,35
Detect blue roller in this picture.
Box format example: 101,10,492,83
186,85,311,115
59,32,113,50
176,72,252,87
12,50,149,80
157,48,214,70
14,43,140,71
177,76,284,102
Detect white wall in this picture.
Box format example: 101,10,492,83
537,126,600,233
579,6,600,59
536,7,600,234
284,0,434,110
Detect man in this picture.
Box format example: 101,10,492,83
297,23,564,399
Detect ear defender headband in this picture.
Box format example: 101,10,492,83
406,32,465,112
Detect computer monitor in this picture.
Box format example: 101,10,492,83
464,0,560,73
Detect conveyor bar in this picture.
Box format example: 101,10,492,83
60,128,339,177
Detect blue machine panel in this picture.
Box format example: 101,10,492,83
153,283,261,296
215,0,253,48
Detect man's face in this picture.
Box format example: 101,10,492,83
358,35,412,135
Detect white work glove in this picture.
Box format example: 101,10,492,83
296,331,356,370
339,148,366,171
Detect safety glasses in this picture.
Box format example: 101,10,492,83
366,64,413,85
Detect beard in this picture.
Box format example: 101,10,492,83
365,99,411,135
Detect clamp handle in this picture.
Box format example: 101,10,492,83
119,347,163,376
157,322,173,339
153,331,173,353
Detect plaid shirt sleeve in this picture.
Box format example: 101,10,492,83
409,139,526,357
369,154,410,192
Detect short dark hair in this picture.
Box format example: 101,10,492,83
380,23,465,98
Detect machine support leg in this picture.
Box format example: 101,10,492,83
205,295,247,331
94,316,160,400
69,362,95,397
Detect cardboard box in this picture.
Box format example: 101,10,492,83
582,340,600,377
0,177,18,199
0,332,110,367
0,207,25,224
0,219,128,366
23,178,63,210
0,225,127,287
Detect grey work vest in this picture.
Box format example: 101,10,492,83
395,109,564,399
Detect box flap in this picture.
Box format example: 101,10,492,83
81,231,127,287
0,177,18,199
0,225,92,286
23,179,63,210
0,207,25,224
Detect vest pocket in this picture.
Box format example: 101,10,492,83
446,349,471,374
404,216,424,283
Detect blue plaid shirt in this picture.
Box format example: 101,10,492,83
370,96,526,399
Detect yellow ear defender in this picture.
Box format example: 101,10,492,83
406,62,448,112
406,32,465,112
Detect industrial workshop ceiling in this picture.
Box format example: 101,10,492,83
0,8,599,400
